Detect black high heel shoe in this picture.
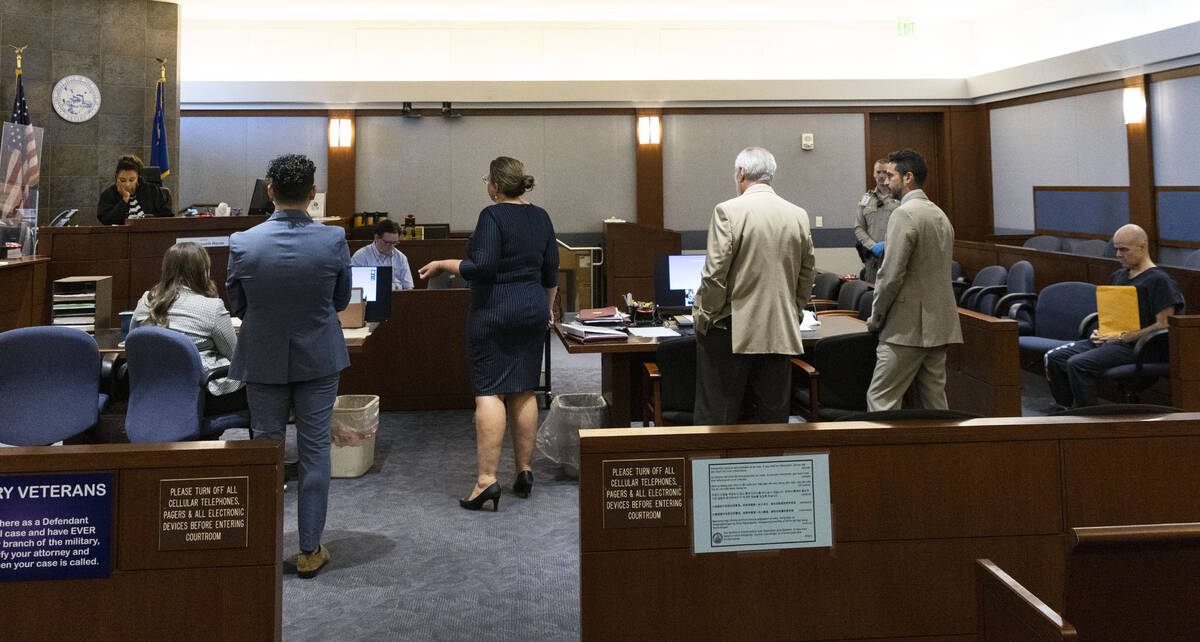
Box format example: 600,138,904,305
513,470,533,498
459,482,501,511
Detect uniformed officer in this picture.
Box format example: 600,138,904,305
853,158,900,282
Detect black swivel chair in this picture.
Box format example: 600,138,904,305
643,336,698,426
791,332,878,421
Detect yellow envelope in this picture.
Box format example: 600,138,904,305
1097,285,1140,335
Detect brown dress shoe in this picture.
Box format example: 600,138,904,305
296,545,330,579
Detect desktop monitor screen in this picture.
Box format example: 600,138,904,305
653,253,706,309
248,178,275,216
350,265,392,321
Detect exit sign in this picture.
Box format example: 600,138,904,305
897,19,916,37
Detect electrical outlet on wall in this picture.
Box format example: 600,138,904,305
815,216,824,227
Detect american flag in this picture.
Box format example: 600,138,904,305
2,67,40,219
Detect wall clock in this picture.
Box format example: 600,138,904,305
52,75,102,123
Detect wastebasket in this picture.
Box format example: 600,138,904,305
535,393,609,479
330,395,380,478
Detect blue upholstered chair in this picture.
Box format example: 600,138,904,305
1023,235,1063,252
1067,238,1109,257
0,326,107,446
1184,249,1200,269
1012,281,1098,365
959,265,1007,314
124,326,250,443
992,260,1036,332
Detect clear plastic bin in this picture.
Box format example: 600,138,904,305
535,393,610,479
330,395,379,478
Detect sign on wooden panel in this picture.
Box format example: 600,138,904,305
601,458,686,528
0,472,113,582
159,476,249,550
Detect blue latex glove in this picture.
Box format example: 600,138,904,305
870,241,885,257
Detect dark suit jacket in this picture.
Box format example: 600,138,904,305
226,209,352,384
97,182,173,225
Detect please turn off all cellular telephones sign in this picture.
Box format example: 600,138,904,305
601,458,686,528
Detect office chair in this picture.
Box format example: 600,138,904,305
642,336,698,426
1184,249,1200,269
1098,302,1186,403
856,288,873,321
810,272,844,311
1010,281,1098,368
0,327,108,446
835,408,982,422
791,332,878,421
958,264,1007,314
820,279,871,317
1023,235,1063,252
950,260,970,302
124,326,250,442
992,260,1035,332
1067,238,1109,257
1048,402,1181,416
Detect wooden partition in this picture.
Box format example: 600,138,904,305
338,289,473,410
0,255,48,330
579,414,1200,640
947,308,1022,416
603,221,680,307
0,441,283,640
39,217,269,324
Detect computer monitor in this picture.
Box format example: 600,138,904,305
248,178,275,216
351,265,392,322
653,253,706,310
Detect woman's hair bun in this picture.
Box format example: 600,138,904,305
521,175,536,191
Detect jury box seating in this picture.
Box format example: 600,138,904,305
976,522,1200,641
0,326,108,446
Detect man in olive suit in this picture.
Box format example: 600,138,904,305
866,149,962,411
692,146,816,425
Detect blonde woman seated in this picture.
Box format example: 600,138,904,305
132,242,247,415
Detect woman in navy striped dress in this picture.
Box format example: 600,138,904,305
418,157,559,511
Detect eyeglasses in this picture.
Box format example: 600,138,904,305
378,238,399,246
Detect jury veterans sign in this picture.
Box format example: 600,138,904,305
0,472,113,582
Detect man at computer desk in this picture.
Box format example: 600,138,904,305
97,155,172,224
350,218,414,291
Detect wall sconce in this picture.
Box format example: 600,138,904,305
637,115,661,145
1123,87,1146,125
328,118,353,147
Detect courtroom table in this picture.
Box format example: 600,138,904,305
39,216,270,326
92,324,373,355
0,254,48,332
338,289,474,410
555,315,868,426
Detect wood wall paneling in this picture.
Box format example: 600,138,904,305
868,112,945,206
947,106,994,241
327,112,357,219
1125,76,1157,252
635,110,664,229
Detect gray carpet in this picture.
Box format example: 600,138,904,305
275,340,595,641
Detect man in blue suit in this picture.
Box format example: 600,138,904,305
227,153,351,578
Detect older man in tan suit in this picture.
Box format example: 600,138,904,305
866,149,962,411
693,147,816,425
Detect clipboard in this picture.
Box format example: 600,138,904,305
1096,285,1140,336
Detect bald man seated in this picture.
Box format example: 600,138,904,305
1044,224,1184,409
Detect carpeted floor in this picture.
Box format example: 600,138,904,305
274,340,591,641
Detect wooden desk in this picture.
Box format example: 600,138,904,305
39,216,269,326
93,325,372,355
555,315,867,426
339,289,474,410
579,413,1200,640
0,255,48,332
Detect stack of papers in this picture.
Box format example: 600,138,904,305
628,326,680,338
801,309,822,332
561,322,627,342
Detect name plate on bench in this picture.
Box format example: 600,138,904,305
601,458,686,528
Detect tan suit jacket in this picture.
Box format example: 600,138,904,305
693,183,816,355
868,190,962,347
